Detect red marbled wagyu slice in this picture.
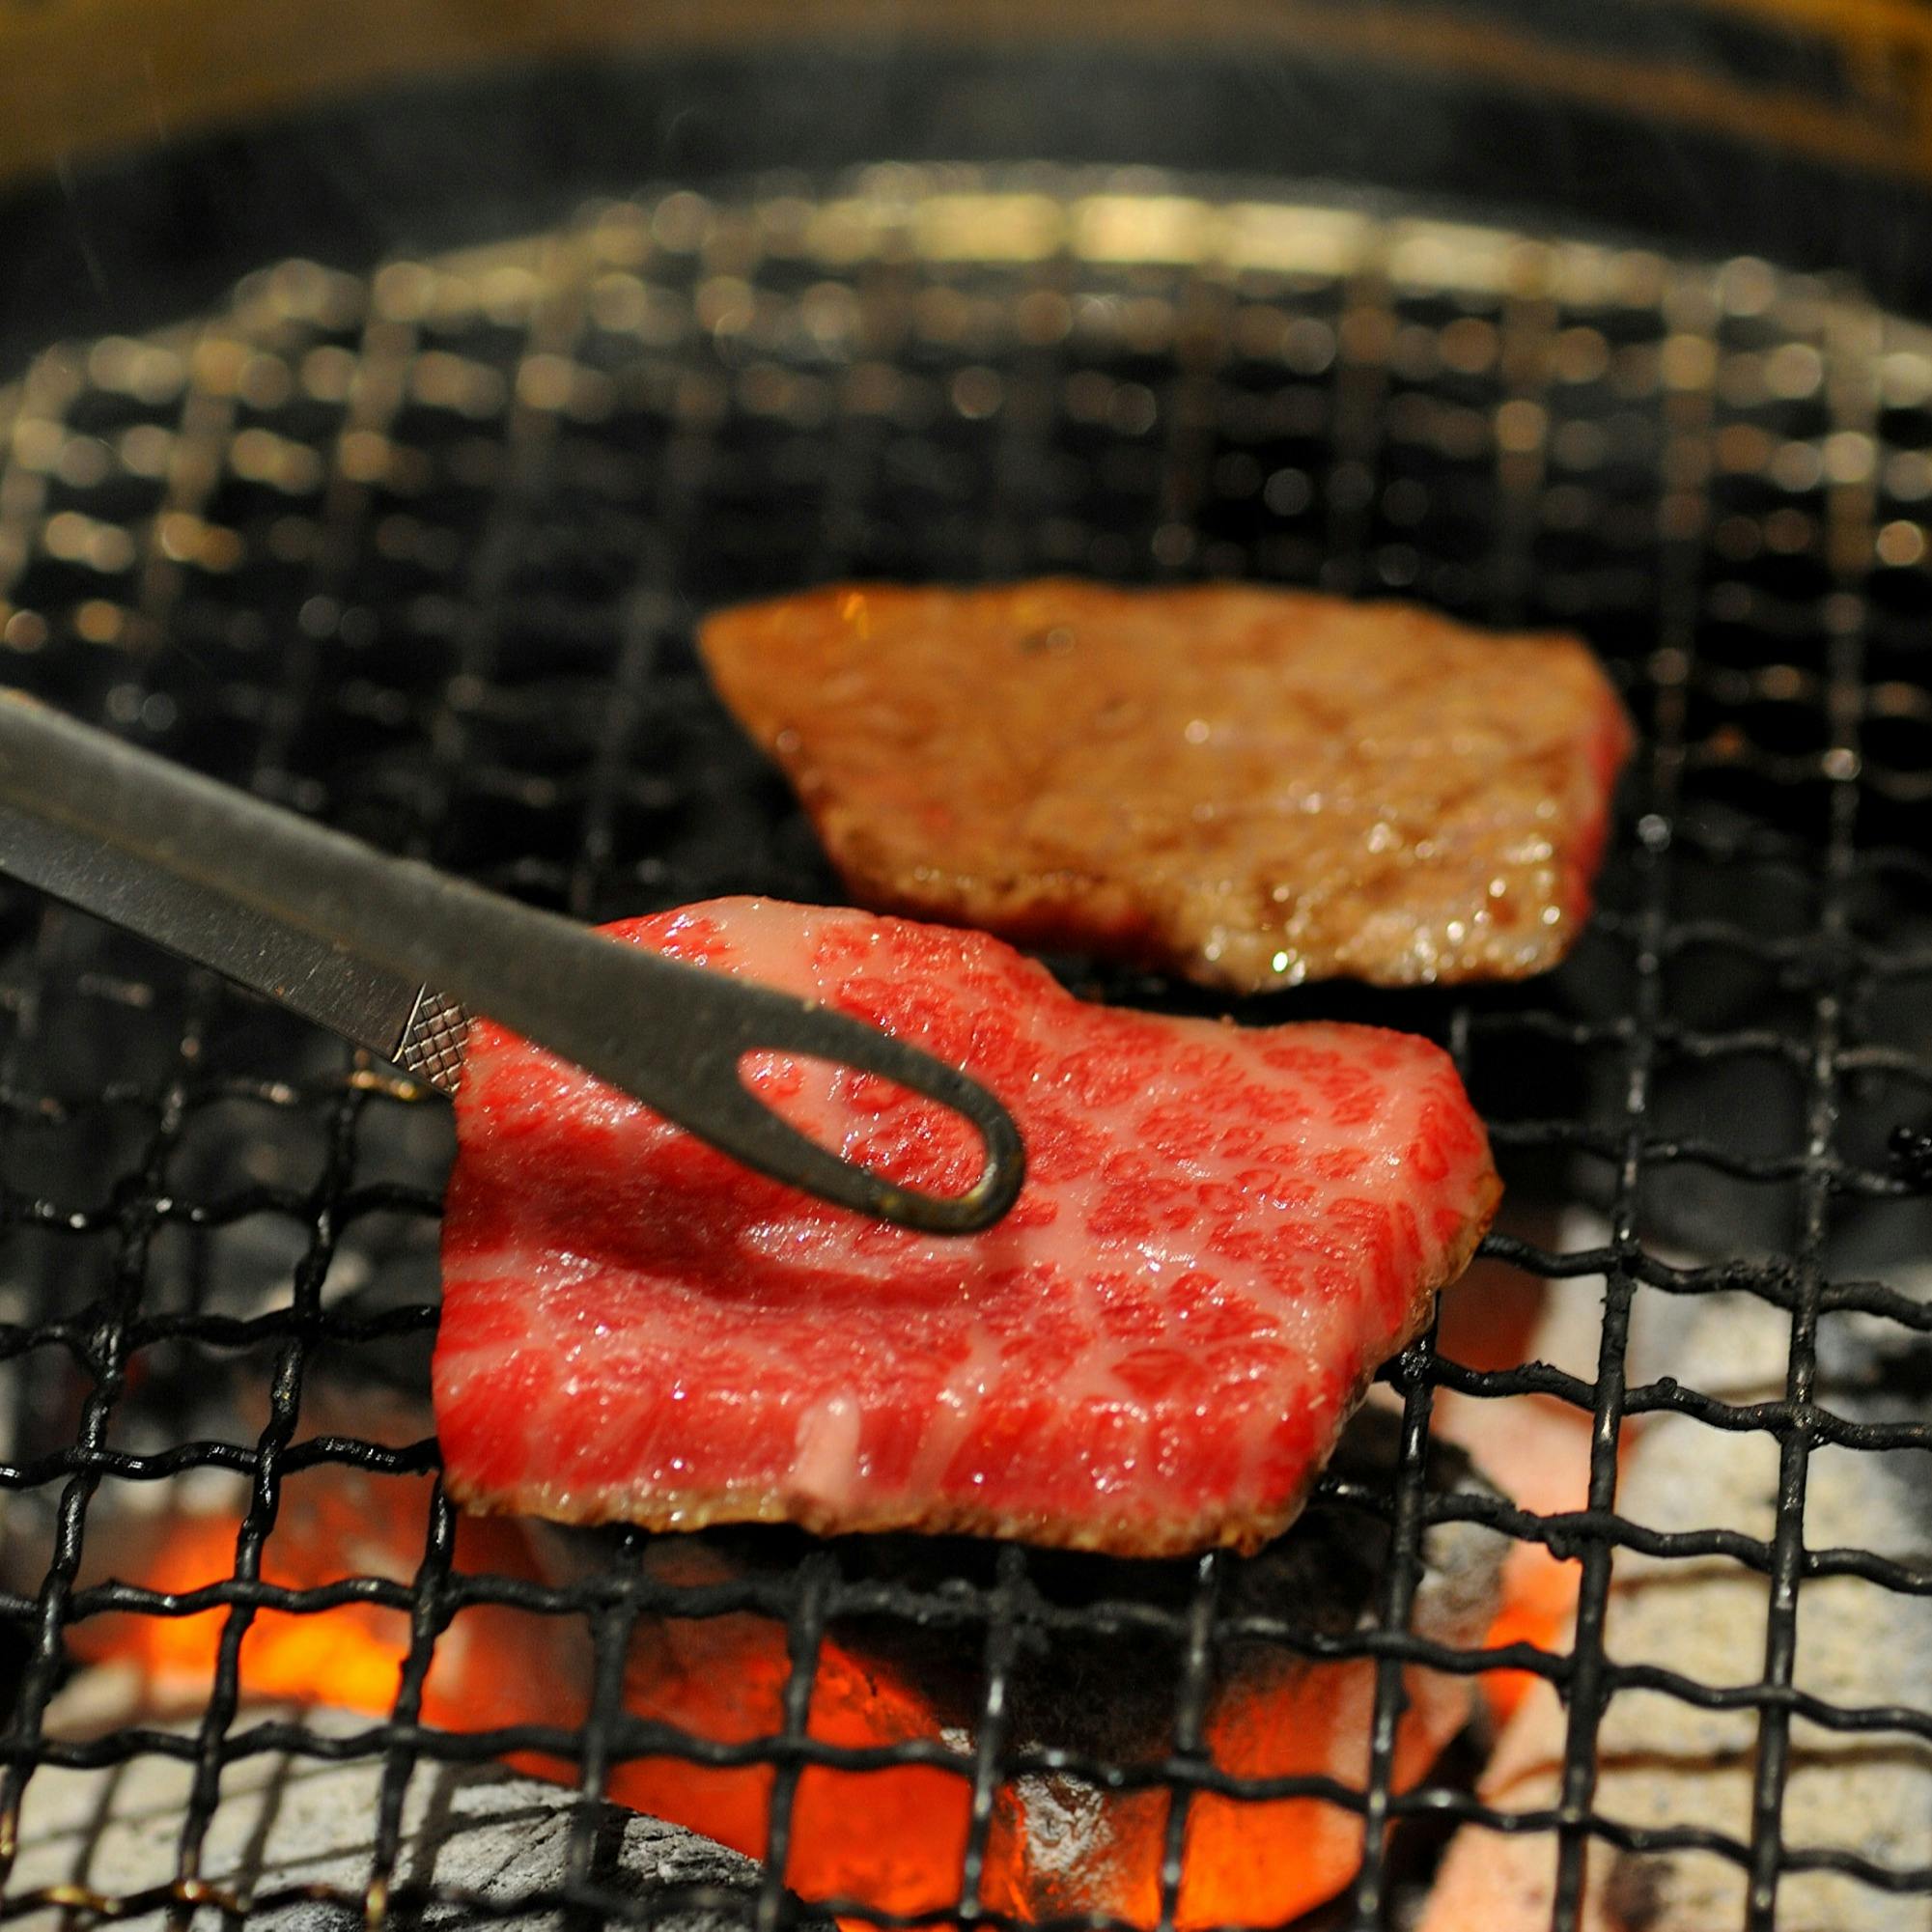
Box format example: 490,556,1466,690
434,900,1501,1557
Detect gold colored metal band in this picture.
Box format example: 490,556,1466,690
4,0,1931,189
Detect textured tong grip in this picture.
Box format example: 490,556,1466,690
0,692,1024,1234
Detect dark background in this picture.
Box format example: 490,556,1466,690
8,2,1932,374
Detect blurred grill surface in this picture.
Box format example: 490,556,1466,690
0,164,1930,1930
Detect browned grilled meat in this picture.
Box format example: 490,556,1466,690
701,580,1632,992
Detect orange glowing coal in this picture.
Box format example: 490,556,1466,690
69,1466,972,1914
70,1470,427,1713
608,1552,973,1918
70,1460,1495,1927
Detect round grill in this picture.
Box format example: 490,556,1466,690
0,163,1929,1932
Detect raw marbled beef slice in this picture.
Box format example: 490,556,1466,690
435,899,1500,1556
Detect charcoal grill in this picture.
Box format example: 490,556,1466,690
0,161,1930,1932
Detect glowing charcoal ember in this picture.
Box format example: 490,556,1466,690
59,1414,1502,1929
434,899,1501,1556
63,1462,594,1786
60,1478,976,1921
822,1412,1508,1927
700,582,1632,993
66,1467,434,1714
607,1541,976,1918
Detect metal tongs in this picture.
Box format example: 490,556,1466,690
0,693,1023,1234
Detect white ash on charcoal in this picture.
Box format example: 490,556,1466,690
8,1699,825,1932
1420,1289,1932,1932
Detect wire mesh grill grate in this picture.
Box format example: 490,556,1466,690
0,164,1928,1931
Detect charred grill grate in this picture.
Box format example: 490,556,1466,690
0,165,1927,1931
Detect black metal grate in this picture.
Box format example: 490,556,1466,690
0,164,1929,1932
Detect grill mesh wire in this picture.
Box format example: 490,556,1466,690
0,163,1927,1929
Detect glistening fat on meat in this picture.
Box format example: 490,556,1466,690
434,899,1501,1557
700,581,1632,993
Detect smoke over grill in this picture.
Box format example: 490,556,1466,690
0,156,1928,1932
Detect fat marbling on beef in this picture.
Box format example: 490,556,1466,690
699,581,1631,993
434,900,1499,1557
